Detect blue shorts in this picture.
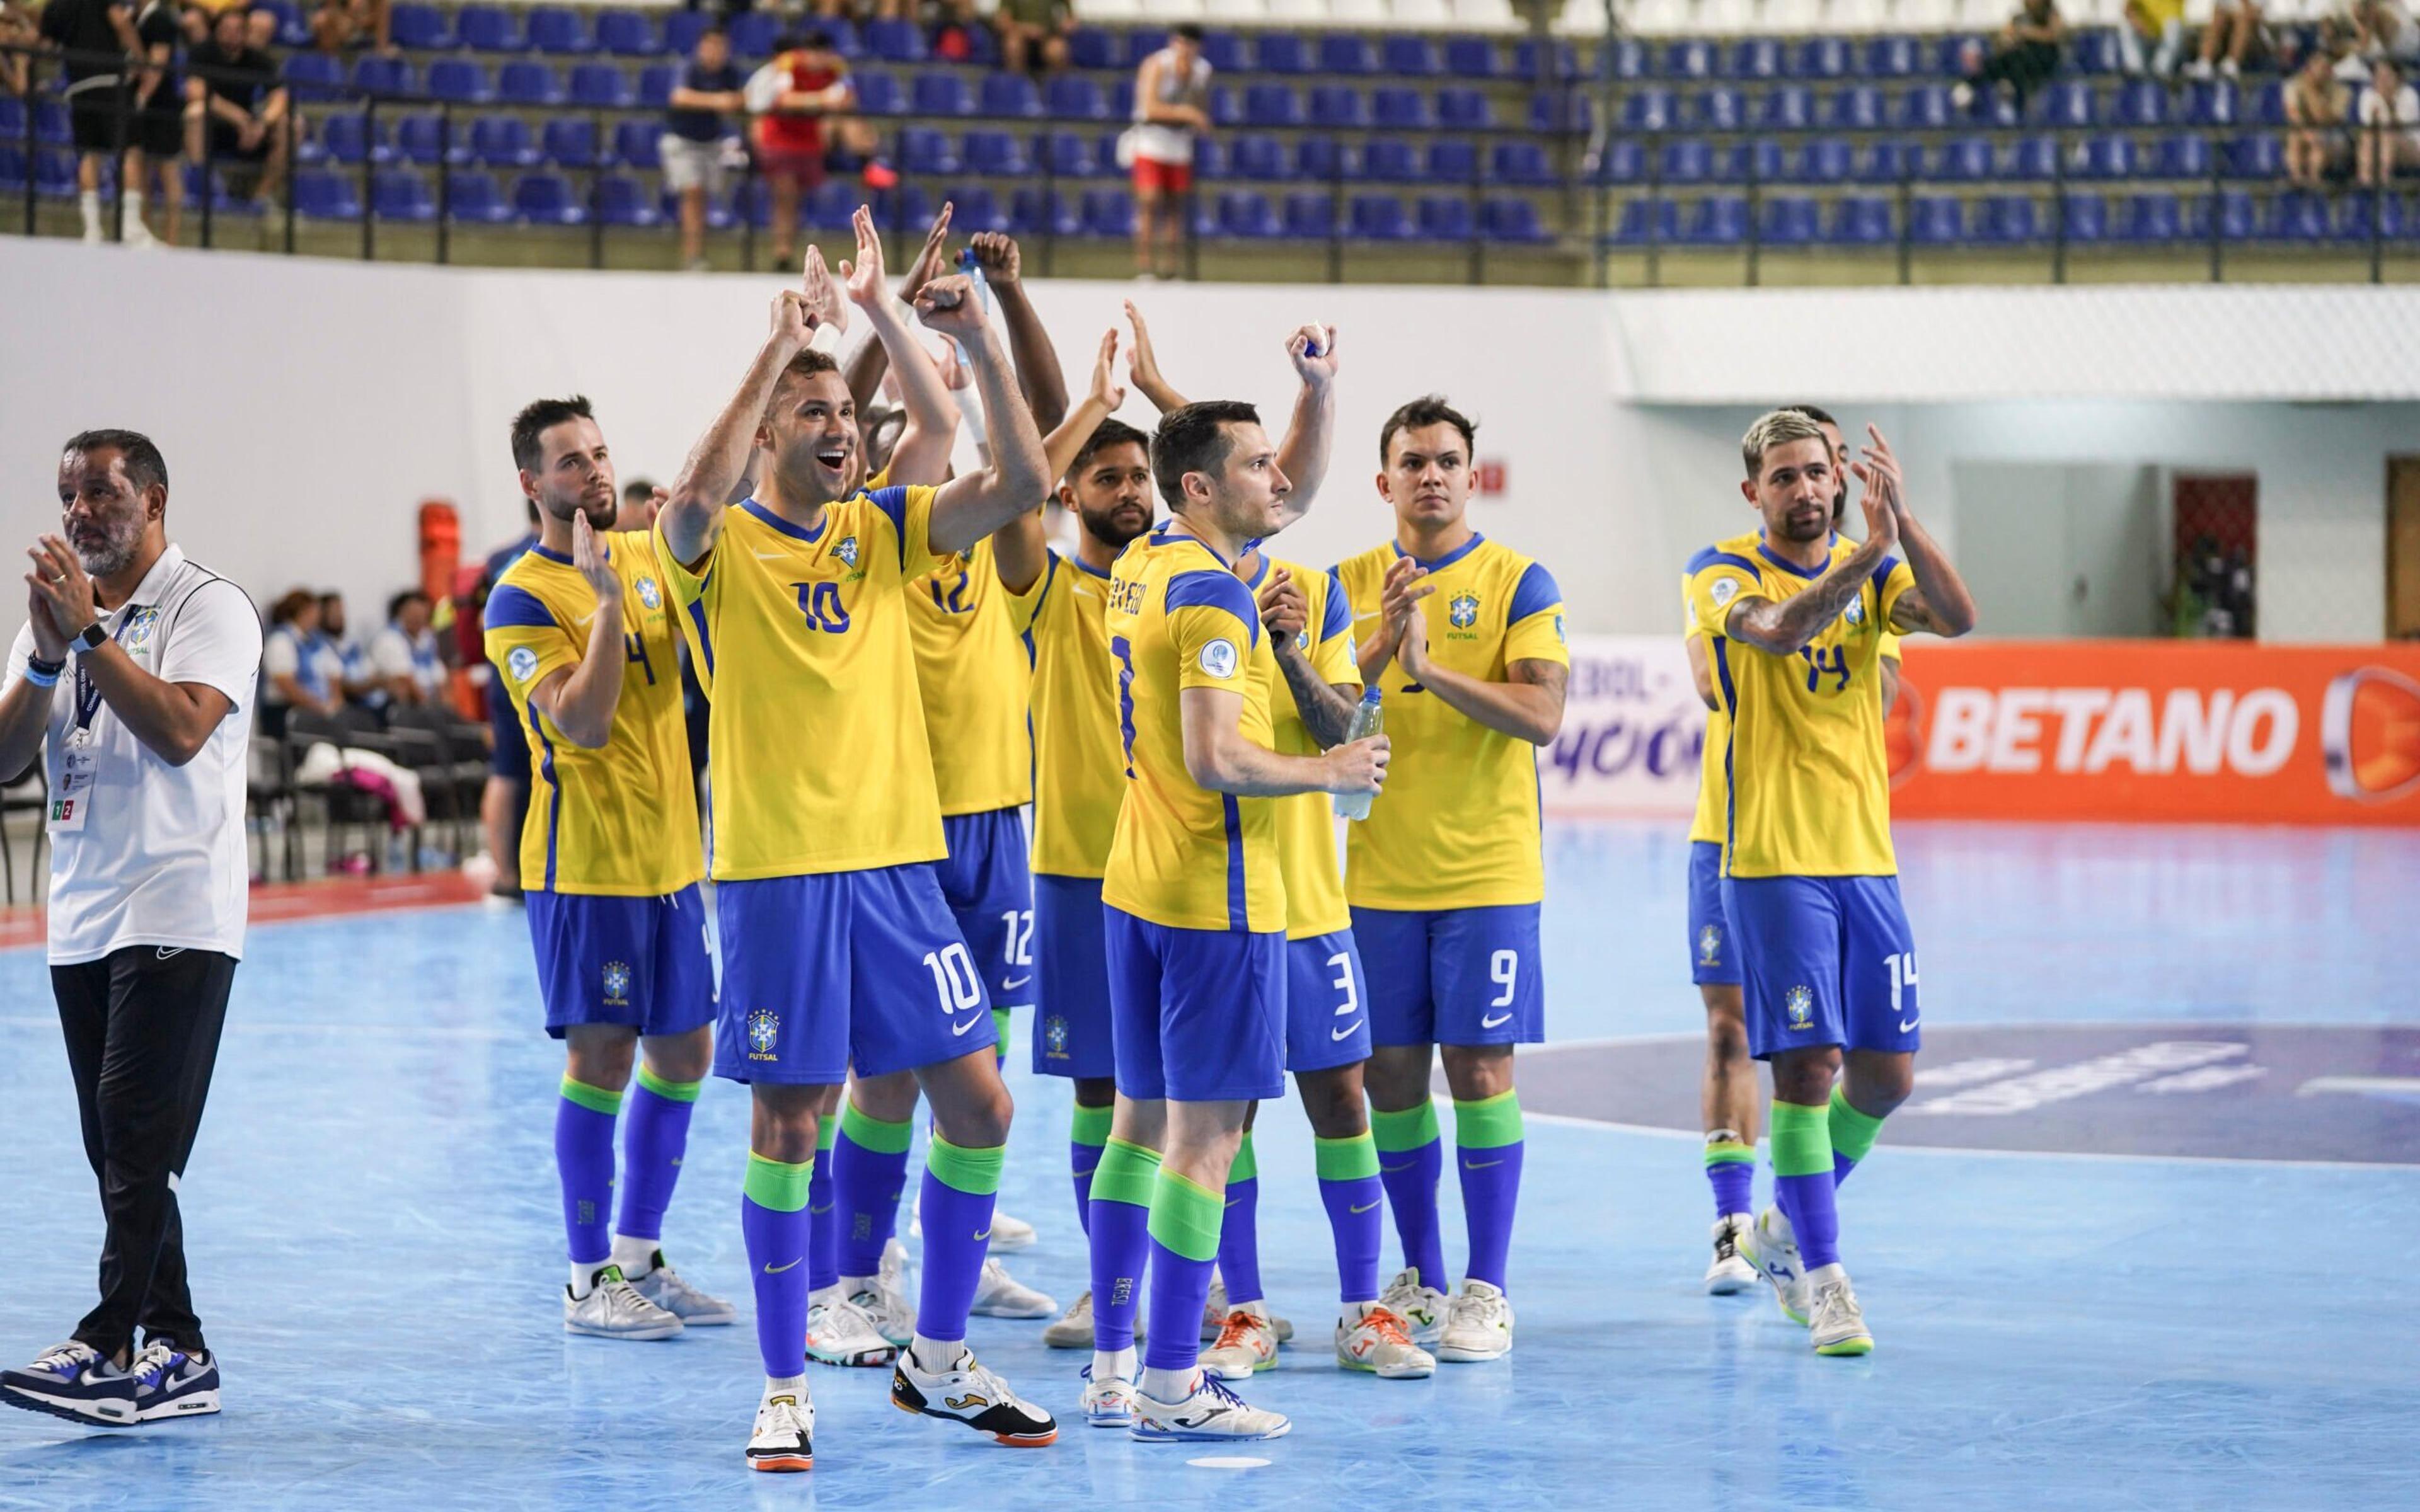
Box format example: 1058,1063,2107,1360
1032,873,1116,1081
1351,903,1544,1048
487,674,530,782
1103,907,1284,1103
1688,840,1743,987
713,863,998,1085
526,884,715,1040
1284,931,1371,1074
1723,873,1920,1061
935,807,1035,1008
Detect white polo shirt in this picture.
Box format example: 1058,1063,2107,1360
6,544,263,966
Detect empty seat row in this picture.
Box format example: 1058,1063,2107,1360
1601,188,2408,246
1594,132,2299,183
1616,78,2299,133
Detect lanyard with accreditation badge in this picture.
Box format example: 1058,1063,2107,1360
49,616,133,835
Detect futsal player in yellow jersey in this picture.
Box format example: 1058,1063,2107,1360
1337,396,1567,1365
654,214,1057,1470
1686,411,1976,1358
484,397,730,1343
1682,403,1898,1299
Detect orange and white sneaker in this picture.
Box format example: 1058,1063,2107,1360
746,1380,814,1472
1199,1302,1281,1381
1335,1302,1436,1379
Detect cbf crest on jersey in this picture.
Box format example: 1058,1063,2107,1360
1785,985,1815,1031
1843,596,1865,627
1448,591,1481,631
834,536,860,570
636,576,663,611
747,1009,781,1061
1697,924,1723,969
122,605,161,654
1044,1015,1070,1060
601,960,633,1007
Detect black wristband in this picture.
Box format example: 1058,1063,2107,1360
25,653,64,677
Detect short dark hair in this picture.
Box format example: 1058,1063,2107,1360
1783,403,1838,430
766,348,844,415
1378,395,1475,465
1150,401,1259,512
509,394,594,474
1069,418,1151,481
622,477,658,501
62,428,169,496
696,23,726,40
317,591,344,614
388,589,428,622
270,588,314,627
801,26,834,49
1172,22,1205,41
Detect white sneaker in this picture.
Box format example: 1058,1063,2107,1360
1079,1363,1136,1426
1739,1205,1811,1326
1199,1302,1280,1380
1043,1289,1095,1349
563,1265,683,1340
746,1382,814,1472
1335,1303,1436,1379
890,1343,1057,1445
1435,1280,1514,1363
2218,56,2238,78
970,1257,1057,1319
843,1242,917,1348
628,1251,735,1325
2184,57,2213,79
1807,1265,1874,1357
1198,1279,1291,1344
806,1288,898,1368
1129,1370,1290,1443
1378,1266,1450,1348
1705,1215,1758,1297
989,1210,1039,1252
1949,81,1973,111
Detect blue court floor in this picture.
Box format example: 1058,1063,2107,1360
1,818,2414,1511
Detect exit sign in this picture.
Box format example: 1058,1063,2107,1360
1477,459,1507,496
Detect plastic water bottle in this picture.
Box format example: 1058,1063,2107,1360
1332,689,1383,822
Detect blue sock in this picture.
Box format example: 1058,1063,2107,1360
742,1155,811,1378
1455,1091,1525,1292
1372,1102,1448,1292
1088,1138,1159,1351
808,1119,839,1295
914,1137,1004,1347
614,1067,699,1248
1142,1169,1224,1377
1214,1133,1262,1305
556,1077,621,1269
833,1101,913,1279
1069,1104,1111,1237
1315,1133,1384,1303
1771,1101,1841,1271
1705,1132,1756,1220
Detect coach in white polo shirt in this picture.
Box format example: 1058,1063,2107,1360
0,429,260,1429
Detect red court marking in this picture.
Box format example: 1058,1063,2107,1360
0,872,488,951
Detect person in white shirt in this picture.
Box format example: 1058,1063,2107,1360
0,428,260,1429
2359,57,2420,184
371,588,448,706
1128,23,1211,280
313,592,381,707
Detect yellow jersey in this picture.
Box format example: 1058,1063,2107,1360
906,537,1032,817
1240,553,1360,941
1686,530,1916,879
1102,529,1284,934
1334,534,1567,911
659,489,948,881
483,534,703,896
1683,542,1899,847
1006,548,1124,879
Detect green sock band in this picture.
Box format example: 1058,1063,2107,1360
633,1064,701,1103
839,1101,914,1155
1769,1101,1835,1178
559,1076,623,1116
1315,1131,1381,1182
744,1152,812,1211
1703,1140,1756,1167
993,1006,1011,1049
1145,1168,1225,1262
1453,1089,1525,1150
1371,1101,1441,1153
1229,1132,1258,1184
816,1116,837,1154
1829,1087,1886,1166
1070,1104,1113,1148
925,1135,1005,1196
1090,1137,1163,1208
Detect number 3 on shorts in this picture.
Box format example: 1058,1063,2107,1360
922,942,982,1014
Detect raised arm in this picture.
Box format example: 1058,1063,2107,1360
521,512,626,750
1859,428,1976,638
1724,480,1897,658
967,232,1068,430
845,202,955,412
1001,327,1125,595
920,273,1051,554
1180,684,1385,798
1270,323,1337,530
840,209,964,487
662,277,818,566
1122,299,1191,413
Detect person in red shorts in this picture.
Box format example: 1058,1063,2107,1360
1128,23,1211,280
748,29,895,272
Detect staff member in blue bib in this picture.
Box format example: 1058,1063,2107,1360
0,430,263,1429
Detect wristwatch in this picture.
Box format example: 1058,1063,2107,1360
73,622,107,652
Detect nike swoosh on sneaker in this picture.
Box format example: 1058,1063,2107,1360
763,1258,802,1274
1479,1012,1513,1029
1331,1022,1363,1041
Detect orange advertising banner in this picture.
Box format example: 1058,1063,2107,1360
1885,642,2420,825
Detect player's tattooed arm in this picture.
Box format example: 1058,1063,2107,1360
1270,323,1338,531
1724,441,1901,656
1182,685,1388,799
1122,300,1191,413
968,232,1069,431
1871,430,1976,637
1257,566,1358,747
662,261,822,567
845,201,955,413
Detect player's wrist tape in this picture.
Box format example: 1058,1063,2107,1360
20,662,60,687
807,322,844,357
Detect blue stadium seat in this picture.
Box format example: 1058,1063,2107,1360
2221,134,2283,178
1,142,34,190
981,73,1043,118
294,169,362,219
1429,139,1480,182
1297,137,1352,181
1733,38,1782,81
452,6,521,53
182,164,256,215
1899,86,1954,129
1436,89,1492,129
1194,33,1243,72
1349,195,1411,241
1482,198,1550,243
1863,35,1918,78
2007,135,2060,180
1065,28,1114,70
1681,196,1747,245
865,17,924,62
567,64,629,108
2334,192,2407,241
1321,34,1378,76
426,58,490,103
611,121,661,171
1257,33,1310,75
314,112,388,168
1690,88,1745,131
1908,195,1962,244
1854,140,1912,184
2035,81,2097,127
1417,196,1473,242
596,10,654,57
2250,81,2286,127
351,55,413,95
2152,135,2210,178
1206,86,1241,129
1826,195,1893,244
1531,94,1593,135
1978,194,2039,243
1310,86,1365,129
1217,190,1280,239
1282,193,1335,239
636,64,679,110
496,62,562,106
1792,139,1852,184
283,51,346,100
1363,140,1419,183
1514,38,1577,82
2077,135,2135,180
1660,140,1714,185
1048,77,1108,121
1794,37,1850,79
2185,80,2241,127
1372,88,1428,130
388,3,449,50
946,185,1008,234
1444,37,1498,79
1607,198,1676,244
2114,78,2167,127
2075,29,2121,73
254,0,306,47
852,71,902,114
1039,130,1104,178
727,13,778,59
1759,195,1818,245
821,19,866,58
1595,139,1645,183
913,74,972,117
1758,88,1814,130
1719,140,1782,184
1933,37,1978,76
660,9,707,57
513,173,585,225
1828,87,1884,130
1928,136,1993,181
808,181,865,230
372,169,435,223
393,114,462,167
2116,192,2181,242
525,7,591,55
1192,138,1227,180
541,119,601,169
964,129,1030,176
1383,37,1439,79
1246,85,1304,128
471,117,539,168
1665,39,1716,80
900,127,959,176
594,175,660,227
1228,135,1289,181
1622,90,1675,134
1492,140,1555,186
2059,192,2109,241
2189,189,2255,240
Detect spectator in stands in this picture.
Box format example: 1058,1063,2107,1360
1952,0,2066,115
2285,47,2351,185
372,590,447,706
0,3,32,98
664,24,746,273
747,28,885,272
2357,56,2420,184
36,0,146,244
994,0,1073,76
2186,0,2261,79
927,0,981,61
123,0,188,246
185,6,289,214
309,0,388,54
618,478,661,533
262,588,340,736
243,1,275,49
1129,23,1211,281
314,591,384,706
2119,0,2187,77
2353,0,2420,64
